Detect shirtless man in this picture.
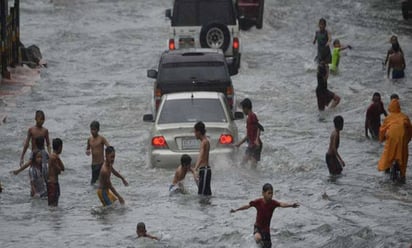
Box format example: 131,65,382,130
169,154,196,194
326,116,345,175
20,110,51,166
193,121,211,196
97,146,128,206
47,138,64,206
86,121,110,185
387,42,406,79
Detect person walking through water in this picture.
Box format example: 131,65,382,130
86,121,110,185
387,42,406,79
230,183,299,248
365,92,387,140
313,18,332,65
384,35,403,67
193,121,211,196
378,99,412,184
326,116,345,175
316,63,340,120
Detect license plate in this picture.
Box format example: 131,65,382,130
182,138,200,150
179,38,195,48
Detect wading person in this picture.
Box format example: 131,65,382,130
97,146,128,206
326,116,345,175
136,222,159,241
316,64,340,120
13,136,49,175
384,35,403,67
194,121,211,196
86,121,110,185
47,138,64,207
230,183,299,248
20,110,51,167
329,39,352,74
365,92,387,140
235,98,263,167
313,18,332,65
169,154,196,195
378,99,412,184
387,42,406,79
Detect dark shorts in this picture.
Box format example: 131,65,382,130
317,46,332,64
198,166,212,196
91,163,103,184
392,69,405,79
326,153,343,175
316,89,335,111
254,225,272,248
47,182,60,206
246,144,263,162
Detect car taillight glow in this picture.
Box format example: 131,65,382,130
219,134,233,144
226,86,233,96
155,88,162,110
169,39,175,50
152,136,168,147
233,37,239,50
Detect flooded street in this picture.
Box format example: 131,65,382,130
1,0,412,247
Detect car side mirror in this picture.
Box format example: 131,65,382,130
147,69,158,79
143,114,154,122
234,112,244,120
165,9,172,19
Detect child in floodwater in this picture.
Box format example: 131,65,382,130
365,92,387,140
169,154,196,194
136,222,159,240
28,150,48,198
329,39,352,73
230,183,299,248
326,116,345,175
313,18,332,65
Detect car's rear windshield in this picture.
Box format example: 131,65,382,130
158,98,227,124
158,62,228,82
172,0,236,26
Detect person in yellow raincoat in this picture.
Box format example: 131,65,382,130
378,99,412,183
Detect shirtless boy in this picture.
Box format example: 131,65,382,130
169,154,196,194
193,121,211,196
86,121,110,185
136,222,159,241
387,42,406,79
97,146,128,206
20,110,51,166
47,138,65,206
326,116,345,175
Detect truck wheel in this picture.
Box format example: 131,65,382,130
256,0,264,29
200,23,231,52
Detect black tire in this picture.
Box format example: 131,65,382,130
200,23,231,52
256,0,264,29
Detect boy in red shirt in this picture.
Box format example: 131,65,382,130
235,98,263,167
365,92,387,139
230,183,299,248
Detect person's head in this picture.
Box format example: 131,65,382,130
136,222,146,237
390,93,399,100
105,146,116,164
318,18,327,30
333,115,344,131
31,150,42,165
388,99,401,113
181,154,192,168
194,121,206,139
392,42,400,53
240,98,252,114
90,121,100,137
52,138,63,154
390,35,398,44
262,183,274,201
35,136,45,150
372,92,381,103
35,110,45,127
333,39,341,48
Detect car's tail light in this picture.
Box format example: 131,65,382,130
226,86,234,109
169,39,175,50
233,37,239,51
152,136,168,148
155,88,162,110
219,134,233,144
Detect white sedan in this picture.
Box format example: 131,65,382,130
143,91,244,168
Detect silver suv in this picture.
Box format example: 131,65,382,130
165,0,241,75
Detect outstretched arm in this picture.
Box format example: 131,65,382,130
20,129,32,166
230,204,251,213
13,160,31,175
112,167,129,186
279,202,299,208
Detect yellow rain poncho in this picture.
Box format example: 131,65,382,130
378,99,412,177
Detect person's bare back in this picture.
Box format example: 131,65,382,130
389,52,405,70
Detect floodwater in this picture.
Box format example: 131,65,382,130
1,0,412,247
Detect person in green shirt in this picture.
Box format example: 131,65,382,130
330,39,352,73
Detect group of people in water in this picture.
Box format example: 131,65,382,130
313,18,411,183
2,17,410,248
